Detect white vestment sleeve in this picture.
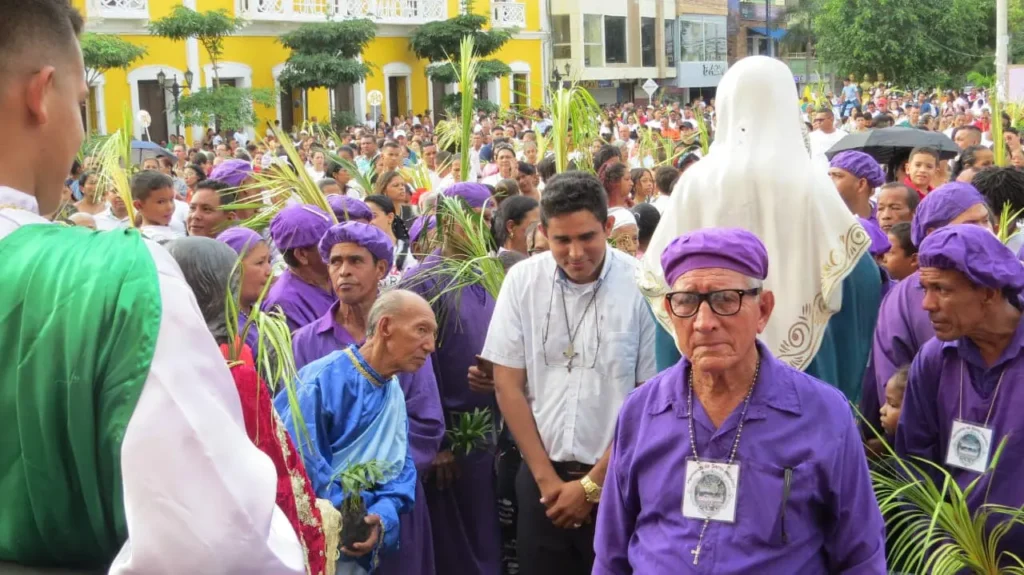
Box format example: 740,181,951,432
108,242,305,575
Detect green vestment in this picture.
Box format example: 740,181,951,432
0,224,161,569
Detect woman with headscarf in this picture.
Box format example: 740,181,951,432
164,236,329,575
216,227,273,355
639,56,880,402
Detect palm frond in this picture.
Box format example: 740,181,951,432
337,460,393,512
549,81,602,173
692,113,712,156
92,106,136,226
855,404,1024,574
400,162,433,192
997,201,1024,245
452,36,480,181
231,125,336,232
993,92,1006,167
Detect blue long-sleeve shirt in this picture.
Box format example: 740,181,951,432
275,347,416,571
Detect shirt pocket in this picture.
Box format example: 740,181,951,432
593,331,638,381
732,459,819,549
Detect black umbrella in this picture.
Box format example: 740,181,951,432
825,127,959,164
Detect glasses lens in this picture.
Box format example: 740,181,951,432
708,291,743,316
669,292,700,317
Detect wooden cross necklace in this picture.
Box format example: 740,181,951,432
559,280,602,372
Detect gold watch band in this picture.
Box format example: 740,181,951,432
580,475,602,503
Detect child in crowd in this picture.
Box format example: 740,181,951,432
883,222,918,281
880,365,910,439
903,146,940,198
131,170,182,243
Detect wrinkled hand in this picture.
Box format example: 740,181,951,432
341,514,381,557
429,450,460,490
540,479,594,529
467,365,495,393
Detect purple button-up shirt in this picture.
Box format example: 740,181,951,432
594,341,886,574
262,269,336,333
896,316,1024,556
872,270,934,403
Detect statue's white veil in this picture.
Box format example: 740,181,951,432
638,56,869,371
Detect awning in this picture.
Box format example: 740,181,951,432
749,26,788,41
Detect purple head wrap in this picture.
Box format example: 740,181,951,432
859,217,891,257
661,227,769,287
910,182,988,246
409,215,437,244
209,159,253,188
216,227,263,256
918,224,1024,291
444,182,494,209
318,221,394,266
830,151,886,189
327,195,373,223
269,204,332,251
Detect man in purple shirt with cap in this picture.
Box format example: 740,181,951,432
897,224,1024,559
292,221,445,575
594,227,885,574
263,204,337,332
871,183,993,412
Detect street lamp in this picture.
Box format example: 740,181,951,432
157,69,191,138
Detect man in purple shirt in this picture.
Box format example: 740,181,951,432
897,224,1024,560
871,182,993,408
594,227,886,574
291,220,445,575
263,204,337,332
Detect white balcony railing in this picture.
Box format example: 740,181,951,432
237,0,447,24
91,0,149,19
491,1,526,28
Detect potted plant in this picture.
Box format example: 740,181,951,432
338,460,392,549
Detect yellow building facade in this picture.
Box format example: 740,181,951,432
75,0,546,144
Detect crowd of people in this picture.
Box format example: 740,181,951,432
6,1,1024,574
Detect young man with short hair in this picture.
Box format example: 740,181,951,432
482,171,656,575
186,178,237,239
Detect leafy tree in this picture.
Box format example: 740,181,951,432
149,6,267,131
149,6,246,86
278,20,376,119
175,85,275,132
409,0,514,112
80,33,147,87
813,0,993,87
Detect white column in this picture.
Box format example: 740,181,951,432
184,0,203,143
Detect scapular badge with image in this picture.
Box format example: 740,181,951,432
945,419,993,474
682,459,740,523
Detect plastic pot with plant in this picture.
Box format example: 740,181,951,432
337,460,392,550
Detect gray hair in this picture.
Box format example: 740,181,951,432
164,237,239,345
317,178,340,191
366,289,422,339
747,276,764,290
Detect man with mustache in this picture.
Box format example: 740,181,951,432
291,221,445,575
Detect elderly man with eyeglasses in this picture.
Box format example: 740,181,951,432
593,227,885,574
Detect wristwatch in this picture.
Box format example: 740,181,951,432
580,475,602,503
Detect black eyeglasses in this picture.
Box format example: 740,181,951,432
664,289,761,319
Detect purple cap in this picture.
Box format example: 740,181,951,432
911,182,987,247
918,225,1024,291
318,221,394,266
444,182,494,209
327,195,373,223
216,227,263,256
409,215,437,244
859,217,891,257
269,204,332,251
830,151,885,188
661,228,769,287
209,159,253,188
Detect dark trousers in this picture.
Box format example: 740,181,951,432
515,460,596,575
496,430,521,575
